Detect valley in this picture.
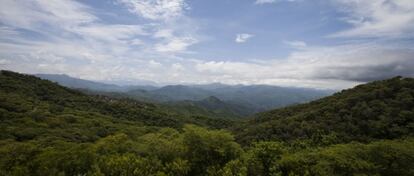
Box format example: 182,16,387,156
1,70,413,176
36,74,332,119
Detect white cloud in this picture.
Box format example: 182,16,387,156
155,36,198,52
153,29,198,52
0,0,95,31
171,63,184,71
193,42,414,89
0,0,199,66
331,0,414,38
2,39,413,89
117,0,187,21
235,33,254,43
0,59,11,65
148,60,163,68
72,24,147,42
255,0,296,5
1,0,413,89
117,1,199,53
129,39,144,45
255,0,277,4
284,40,307,48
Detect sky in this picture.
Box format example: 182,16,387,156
0,0,414,89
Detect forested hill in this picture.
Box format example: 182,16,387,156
0,70,232,129
1,70,414,176
237,76,414,145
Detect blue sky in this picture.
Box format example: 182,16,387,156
0,0,414,89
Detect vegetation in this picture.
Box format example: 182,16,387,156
236,76,414,145
1,70,413,175
163,96,254,119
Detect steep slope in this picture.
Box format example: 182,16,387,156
0,71,241,175
236,77,414,144
1,71,233,130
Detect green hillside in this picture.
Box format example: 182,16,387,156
80,90,252,119
1,70,413,176
236,76,414,145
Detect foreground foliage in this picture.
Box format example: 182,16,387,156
2,129,413,176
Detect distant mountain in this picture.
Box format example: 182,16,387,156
164,96,255,119
210,85,334,112
150,85,213,101
35,74,158,92
100,79,159,87
190,83,236,90
36,73,333,116
126,84,333,113
35,74,126,92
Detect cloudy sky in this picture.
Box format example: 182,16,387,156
0,0,413,89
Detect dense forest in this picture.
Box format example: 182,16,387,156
236,76,414,145
1,70,413,176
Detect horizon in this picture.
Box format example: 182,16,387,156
32,71,339,91
1,0,414,89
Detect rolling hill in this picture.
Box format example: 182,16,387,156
236,76,414,145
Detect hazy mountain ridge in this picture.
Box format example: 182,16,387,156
164,96,254,119
36,73,333,117
35,74,158,92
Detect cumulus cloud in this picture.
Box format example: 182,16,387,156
331,0,414,38
117,0,188,21
193,42,414,89
0,0,95,32
152,29,198,53
0,0,199,71
155,36,198,53
117,0,199,53
0,0,189,81
235,33,254,43
1,0,413,89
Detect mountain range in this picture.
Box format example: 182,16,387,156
36,73,333,118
